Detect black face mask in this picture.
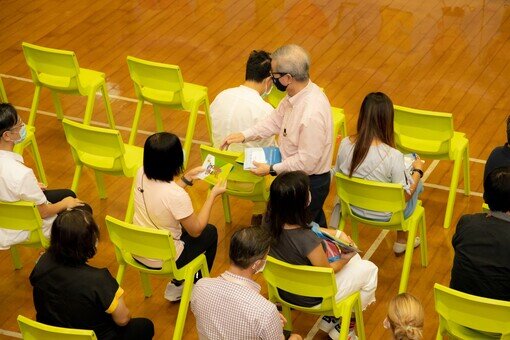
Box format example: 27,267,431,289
272,75,288,92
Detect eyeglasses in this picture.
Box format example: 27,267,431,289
270,71,287,79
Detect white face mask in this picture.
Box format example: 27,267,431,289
13,124,27,144
261,79,273,98
253,258,267,274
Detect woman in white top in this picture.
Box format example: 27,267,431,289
133,132,226,301
335,92,424,255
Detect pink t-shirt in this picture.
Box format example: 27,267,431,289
133,168,193,267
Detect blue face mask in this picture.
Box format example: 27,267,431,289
13,124,27,144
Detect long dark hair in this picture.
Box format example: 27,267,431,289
265,171,312,241
349,92,395,177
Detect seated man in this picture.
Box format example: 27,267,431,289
0,103,86,248
210,50,275,152
483,115,510,181
191,226,301,340
450,166,510,301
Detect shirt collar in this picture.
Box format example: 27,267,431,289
0,150,24,164
490,211,510,223
221,271,261,292
287,79,312,107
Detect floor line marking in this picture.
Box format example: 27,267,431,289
0,329,22,338
423,183,483,197
305,317,323,340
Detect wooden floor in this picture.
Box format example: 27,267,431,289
1,0,509,338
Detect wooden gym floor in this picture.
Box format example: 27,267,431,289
1,0,509,338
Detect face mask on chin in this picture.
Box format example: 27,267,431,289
261,82,273,98
12,124,27,144
253,258,267,274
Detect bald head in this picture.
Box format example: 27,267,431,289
271,45,310,81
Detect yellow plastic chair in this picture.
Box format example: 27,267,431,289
0,76,7,102
335,172,428,293
434,283,510,339
105,215,208,340
266,87,287,108
482,202,489,212
0,201,48,270
126,56,211,168
22,42,115,128
332,106,347,140
61,118,142,199
394,105,470,229
263,256,366,340
199,144,267,223
13,125,47,185
17,315,96,340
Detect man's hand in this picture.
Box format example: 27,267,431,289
184,166,205,180
220,133,245,150
250,161,270,176
62,197,85,210
278,313,287,327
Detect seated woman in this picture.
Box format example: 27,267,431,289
133,132,226,301
266,171,378,340
335,92,424,255
384,293,424,340
30,209,154,340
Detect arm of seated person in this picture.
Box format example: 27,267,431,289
37,196,84,219
111,296,131,327
307,244,354,273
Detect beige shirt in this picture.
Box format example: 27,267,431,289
210,85,275,152
133,168,193,267
0,150,53,249
242,81,333,175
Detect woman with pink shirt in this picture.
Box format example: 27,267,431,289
133,132,226,302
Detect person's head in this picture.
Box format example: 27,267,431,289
0,103,26,147
143,132,183,182
270,45,310,92
48,209,100,266
349,92,395,177
229,226,271,274
385,293,424,340
484,166,510,213
266,171,311,241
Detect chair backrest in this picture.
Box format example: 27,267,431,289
263,256,338,312
199,145,265,196
266,87,286,108
22,42,82,91
394,105,454,156
105,215,178,273
0,201,48,248
0,76,7,102
434,283,510,337
127,56,184,106
62,118,127,173
335,172,406,227
17,315,97,340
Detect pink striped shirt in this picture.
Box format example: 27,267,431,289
243,81,333,175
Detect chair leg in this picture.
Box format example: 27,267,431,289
398,225,418,293
29,135,47,186
353,295,365,340
182,102,199,169
420,212,428,267
282,306,293,332
50,91,64,120
10,245,22,270
115,264,126,284
71,165,83,194
444,156,463,229
172,276,194,340
139,272,152,297
435,328,442,340
153,104,164,132
100,84,116,129
462,144,470,196
94,171,107,199
351,220,359,246
222,194,231,224
83,90,97,125
340,120,347,140
128,100,144,145
338,312,351,340
124,178,136,223
203,97,213,144
27,86,42,126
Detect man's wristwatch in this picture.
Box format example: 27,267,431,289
269,165,277,176
411,168,424,178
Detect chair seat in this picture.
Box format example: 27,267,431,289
140,82,207,107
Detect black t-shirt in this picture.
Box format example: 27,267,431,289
450,213,510,301
269,227,324,307
29,253,122,339
484,144,510,181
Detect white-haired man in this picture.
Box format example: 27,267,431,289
222,45,333,226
